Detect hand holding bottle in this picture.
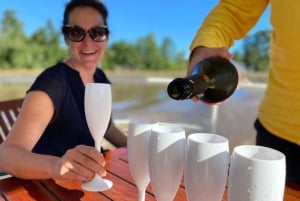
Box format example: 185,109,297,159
168,47,238,104
187,47,235,102
188,46,234,75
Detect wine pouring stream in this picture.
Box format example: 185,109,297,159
167,56,239,103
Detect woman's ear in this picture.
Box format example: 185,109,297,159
105,35,109,45
64,36,70,46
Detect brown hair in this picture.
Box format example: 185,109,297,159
61,0,109,33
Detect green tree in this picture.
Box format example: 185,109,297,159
160,37,187,70
103,40,143,70
173,51,188,70
29,20,67,68
0,9,187,71
103,34,187,70
135,33,164,70
0,10,67,69
160,37,176,69
0,10,27,69
233,30,271,72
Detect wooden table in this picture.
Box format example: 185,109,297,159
0,148,299,201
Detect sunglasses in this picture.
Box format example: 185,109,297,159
62,25,109,42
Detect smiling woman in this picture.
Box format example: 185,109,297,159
0,0,127,183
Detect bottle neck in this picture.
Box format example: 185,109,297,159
167,78,192,100
167,74,210,100
186,73,211,97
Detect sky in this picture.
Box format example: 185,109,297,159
0,0,271,58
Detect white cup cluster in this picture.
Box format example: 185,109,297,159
127,120,286,201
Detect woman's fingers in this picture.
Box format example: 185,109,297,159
54,145,106,181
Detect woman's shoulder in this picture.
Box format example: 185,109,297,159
34,63,81,86
38,63,73,78
29,63,75,96
28,63,75,117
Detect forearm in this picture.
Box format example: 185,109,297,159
0,145,59,180
105,121,127,148
191,0,269,50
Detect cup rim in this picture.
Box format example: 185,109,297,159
86,83,111,86
151,124,185,134
233,145,285,161
188,133,228,144
129,119,158,126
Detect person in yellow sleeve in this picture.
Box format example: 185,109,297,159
187,0,300,185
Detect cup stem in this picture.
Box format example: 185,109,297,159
137,189,146,201
94,139,102,152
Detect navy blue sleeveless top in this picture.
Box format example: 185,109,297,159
29,63,111,156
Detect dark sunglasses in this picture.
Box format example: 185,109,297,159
62,25,109,42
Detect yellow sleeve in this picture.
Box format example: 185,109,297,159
190,0,269,51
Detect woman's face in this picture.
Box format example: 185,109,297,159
66,7,108,70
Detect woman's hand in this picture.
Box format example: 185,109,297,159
53,145,106,181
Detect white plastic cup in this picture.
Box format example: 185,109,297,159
127,120,158,201
148,124,186,201
184,133,229,201
228,145,286,201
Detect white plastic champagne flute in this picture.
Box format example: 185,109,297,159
148,124,186,201
81,83,113,192
184,133,229,201
228,145,286,201
127,120,158,201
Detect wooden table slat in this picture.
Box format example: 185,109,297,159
104,172,156,201
106,153,188,200
41,179,111,201
0,178,57,201
286,183,300,196
106,156,156,195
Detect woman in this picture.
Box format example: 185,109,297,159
0,0,127,182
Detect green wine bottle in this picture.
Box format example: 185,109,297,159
167,56,239,103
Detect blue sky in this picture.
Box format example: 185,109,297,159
0,1,271,58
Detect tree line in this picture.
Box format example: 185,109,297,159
0,10,187,71
233,30,271,72
0,9,271,72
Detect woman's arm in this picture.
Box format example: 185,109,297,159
104,118,127,148
0,91,106,181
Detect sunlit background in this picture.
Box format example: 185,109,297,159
0,0,271,57
0,1,271,150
